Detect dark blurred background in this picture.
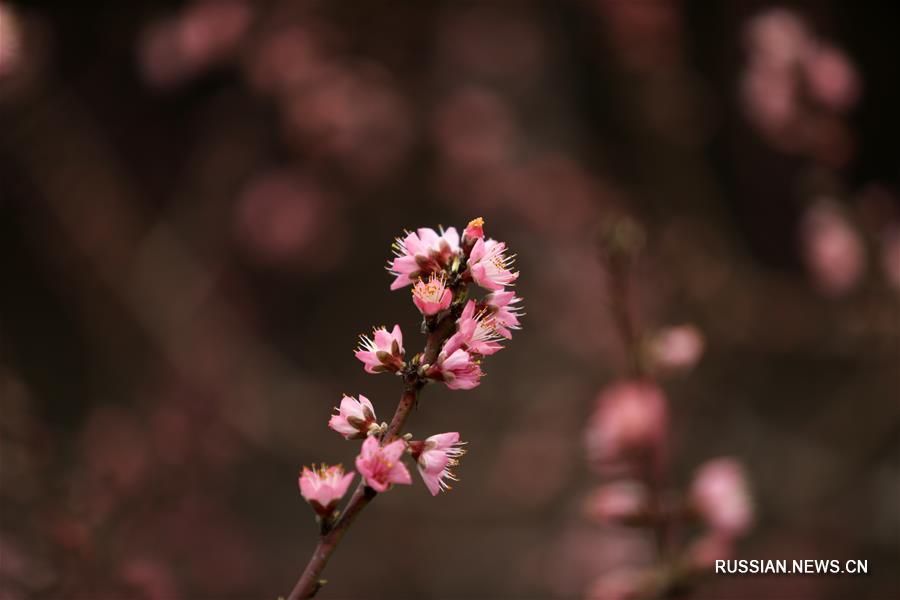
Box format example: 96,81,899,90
0,0,898,598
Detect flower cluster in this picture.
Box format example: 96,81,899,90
298,218,523,524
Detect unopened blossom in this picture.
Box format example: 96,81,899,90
409,432,467,495
690,458,754,538
648,324,705,373
462,216,484,245
483,291,523,338
426,347,483,390
355,325,405,374
583,481,649,525
388,227,460,290
328,394,379,440
298,464,355,517
467,238,518,291
444,300,503,356
355,437,412,492
585,381,668,467
411,273,453,316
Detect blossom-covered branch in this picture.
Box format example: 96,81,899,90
287,218,523,599
583,218,754,599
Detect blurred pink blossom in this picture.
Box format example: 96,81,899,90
583,481,649,525
139,1,253,88
282,63,413,179
648,324,705,373
690,457,754,538
585,568,648,600
585,381,668,469
119,556,180,600
0,2,23,78
800,201,865,296
804,45,860,111
432,87,517,172
234,170,346,271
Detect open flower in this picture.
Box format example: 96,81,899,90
328,394,379,439
298,464,355,517
483,291,523,338
412,273,453,316
426,347,483,390
445,300,503,356
355,325,405,374
690,458,754,538
388,227,460,290
409,432,467,495
467,238,518,291
355,437,412,492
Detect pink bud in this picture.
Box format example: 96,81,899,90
463,216,485,243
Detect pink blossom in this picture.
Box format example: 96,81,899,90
388,227,460,290
328,394,379,439
409,432,467,495
585,381,668,467
467,238,518,291
690,458,754,538
648,324,705,373
463,216,485,244
355,437,412,492
411,273,453,316
355,325,405,374
583,481,648,525
427,347,484,390
483,290,523,338
444,300,503,356
298,464,355,516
